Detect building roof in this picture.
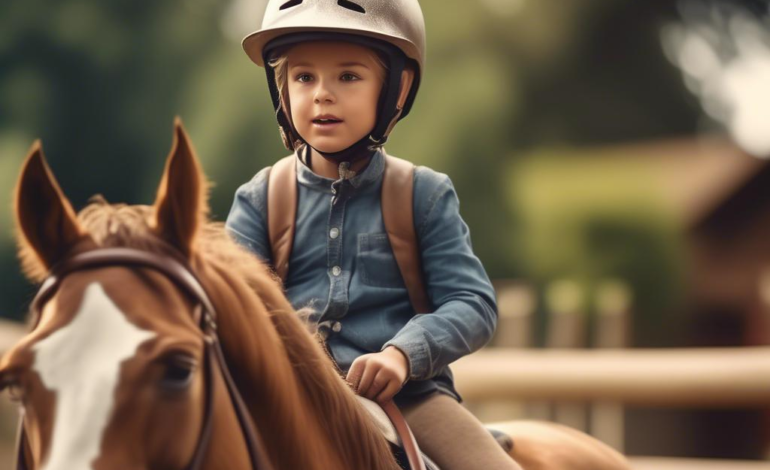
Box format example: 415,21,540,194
578,136,768,229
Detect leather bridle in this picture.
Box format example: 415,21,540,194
14,247,275,470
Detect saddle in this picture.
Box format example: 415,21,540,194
357,396,514,470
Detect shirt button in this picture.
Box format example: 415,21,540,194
329,228,340,239
332,322,342,333
331,266,341,276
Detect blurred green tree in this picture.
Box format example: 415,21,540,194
0,0,699,338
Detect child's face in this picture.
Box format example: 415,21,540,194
285,41,385,154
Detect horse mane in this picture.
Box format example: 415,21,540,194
51,197,401,470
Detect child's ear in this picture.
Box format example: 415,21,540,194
396,67,416,110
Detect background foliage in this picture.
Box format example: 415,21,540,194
1,0,702,344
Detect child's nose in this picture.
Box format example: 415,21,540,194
313,82,336,104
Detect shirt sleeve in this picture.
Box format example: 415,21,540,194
225,167,272,264
382,172,498,381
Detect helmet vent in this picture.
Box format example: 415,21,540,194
337,0,365,13
279,0,303,10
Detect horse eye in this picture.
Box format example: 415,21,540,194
159,355,197,390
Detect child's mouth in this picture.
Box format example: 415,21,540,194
312,118,343,127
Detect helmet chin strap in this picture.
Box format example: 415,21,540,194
301,131,381,164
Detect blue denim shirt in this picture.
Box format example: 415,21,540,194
225,148,497,402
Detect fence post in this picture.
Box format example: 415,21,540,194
470,281,535,423
546,279,588,431
592,279,632,452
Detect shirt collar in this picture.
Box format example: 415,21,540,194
295,146,385,191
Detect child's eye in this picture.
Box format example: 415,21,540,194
340,73,360,82
296,73,313,83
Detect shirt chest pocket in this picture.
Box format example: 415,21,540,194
357,233,406,289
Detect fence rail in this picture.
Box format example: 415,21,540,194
453,348,770,407
629,457,770,469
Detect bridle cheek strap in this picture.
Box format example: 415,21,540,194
15,248,274,470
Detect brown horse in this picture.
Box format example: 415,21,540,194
0,120,629,470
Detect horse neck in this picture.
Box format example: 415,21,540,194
198,262,344,470
198,259,400,470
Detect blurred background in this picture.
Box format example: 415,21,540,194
1,0,770,467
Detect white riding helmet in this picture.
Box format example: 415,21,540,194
241,0,427,155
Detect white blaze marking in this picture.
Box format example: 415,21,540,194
32,282,156,470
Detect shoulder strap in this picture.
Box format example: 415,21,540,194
267,155,297,283
382,155,433,314
266,153,432,313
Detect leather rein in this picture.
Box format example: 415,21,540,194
14,247,274,470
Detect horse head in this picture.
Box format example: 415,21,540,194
0,120,255,470
0,120,400,470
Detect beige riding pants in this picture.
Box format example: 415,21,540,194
399,393,523,470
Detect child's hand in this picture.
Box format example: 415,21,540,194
346,346,409,403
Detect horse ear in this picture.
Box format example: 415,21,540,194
152,118,209,257
14,141,86,280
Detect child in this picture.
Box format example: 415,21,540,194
226,1,520,469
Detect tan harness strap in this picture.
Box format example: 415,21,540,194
267,155,297,283
382,155,432,314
